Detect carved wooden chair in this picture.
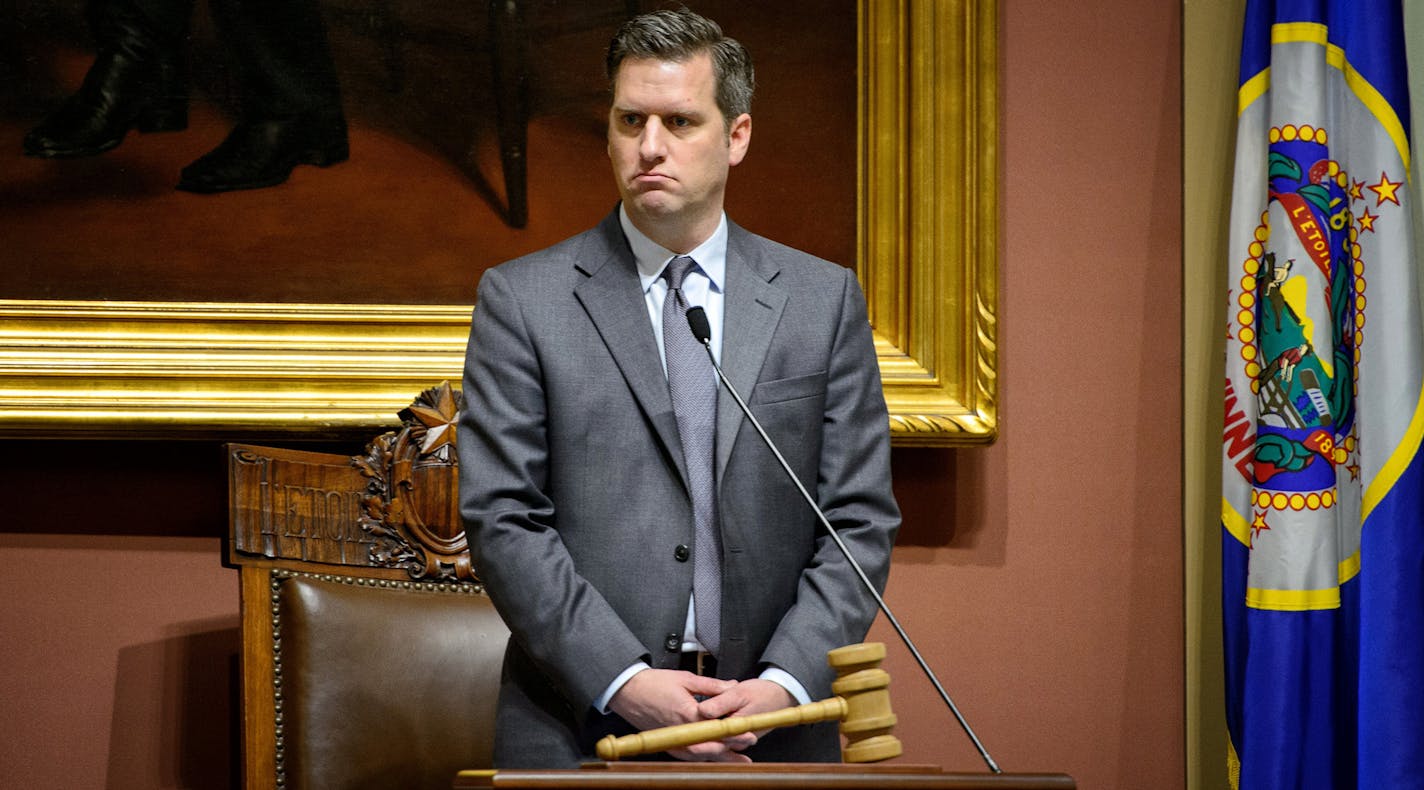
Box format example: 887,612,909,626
226,383,509,790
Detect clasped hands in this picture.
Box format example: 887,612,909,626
607,668,794,762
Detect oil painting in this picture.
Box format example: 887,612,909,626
0,0,997,444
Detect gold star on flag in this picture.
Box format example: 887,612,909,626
1368,172,1403,206
1357,207,1378,233
1251,510,1271,542
1349,178,1365,201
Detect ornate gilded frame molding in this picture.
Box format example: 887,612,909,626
0,0,997,444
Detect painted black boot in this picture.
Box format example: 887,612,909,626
23,6,188,160
175,114,347,192
177,0,346,192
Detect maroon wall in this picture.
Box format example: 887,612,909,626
870,0,1184,783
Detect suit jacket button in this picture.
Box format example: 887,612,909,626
665,634,680,652
674,544,690,562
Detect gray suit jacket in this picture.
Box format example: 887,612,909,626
458,209,900,766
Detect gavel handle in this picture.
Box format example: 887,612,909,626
596,696,849,760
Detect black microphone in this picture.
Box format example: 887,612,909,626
684,306,1001,774
686,304,714,348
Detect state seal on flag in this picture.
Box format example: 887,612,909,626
1222,119,1406,609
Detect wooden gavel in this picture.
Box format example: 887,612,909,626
596,642,902,763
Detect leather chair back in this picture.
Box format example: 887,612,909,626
227,384,509,790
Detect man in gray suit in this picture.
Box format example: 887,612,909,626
458,9,900,767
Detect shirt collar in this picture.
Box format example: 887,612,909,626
620,204,727,294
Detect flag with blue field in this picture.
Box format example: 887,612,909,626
1221,0,1424,787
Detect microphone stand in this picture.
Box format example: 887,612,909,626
686,307,1001,774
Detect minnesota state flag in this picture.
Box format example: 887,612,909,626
1221,1,1424,787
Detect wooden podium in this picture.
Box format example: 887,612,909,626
454,763,1075,788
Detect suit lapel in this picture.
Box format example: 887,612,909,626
573,213,689,486
716,224,786,478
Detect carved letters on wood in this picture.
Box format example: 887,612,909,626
229,382,476,582
229,450,371,565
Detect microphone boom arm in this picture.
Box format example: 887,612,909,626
687,307,1000,774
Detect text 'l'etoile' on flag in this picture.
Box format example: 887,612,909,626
1221,1,1424,789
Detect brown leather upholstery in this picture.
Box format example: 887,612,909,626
275,574,508,790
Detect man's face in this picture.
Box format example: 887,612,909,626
608,53,751,244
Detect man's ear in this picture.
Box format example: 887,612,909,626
728,113,752,166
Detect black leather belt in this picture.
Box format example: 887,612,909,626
678,651,718,676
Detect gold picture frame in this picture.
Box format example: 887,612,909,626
0,0,997,445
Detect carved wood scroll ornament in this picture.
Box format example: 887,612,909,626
354,381,477,582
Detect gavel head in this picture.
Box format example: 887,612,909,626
827,642,902,763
